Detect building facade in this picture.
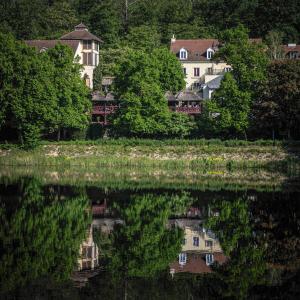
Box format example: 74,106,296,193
170,37,232,99
25,23,102,89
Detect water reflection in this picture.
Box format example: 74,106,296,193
0,176,299,299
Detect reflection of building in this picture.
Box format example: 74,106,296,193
77,225,99,271
169,219,227,275
71,223,101,287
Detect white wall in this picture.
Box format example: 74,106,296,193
74,41,99,89
181,61,230,89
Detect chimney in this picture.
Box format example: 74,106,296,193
171,34,176,43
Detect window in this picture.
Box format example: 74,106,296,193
207,67,213,75
182,238,186,245
193,237,199,247
94,53,99,66
93,42,99,51
224,67,232,72
194,68,200,77
205,240,213,247
179,48,188,60
207,48,214,59
84,74,91,88
83,53,94,66
289,51,299,59
183,68,187,75
205,253,214,265
83,40,92,50
179,253,187,265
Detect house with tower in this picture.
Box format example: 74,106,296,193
25,23,102,89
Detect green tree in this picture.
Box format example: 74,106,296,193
124,25,161,52
205,73,251,137
112,49,193,137
108,193,190,277
206,197,266,299
215,25,269,94
251,60,300,139
0,177,91,294
89,0,121,47
151,47,185,93
200,25,269,138
0,33,58,147
46,44,91,140
265,30,285,60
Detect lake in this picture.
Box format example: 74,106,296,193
0,168,299,299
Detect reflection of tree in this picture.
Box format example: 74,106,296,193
107,193,191,278
206,197,266,299
251,192,300,267
0,177,91,294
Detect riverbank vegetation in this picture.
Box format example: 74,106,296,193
0,139,299,172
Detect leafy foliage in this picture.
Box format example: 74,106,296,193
107,193,191,278
206,197,267,299
0,177,91,293
251,60,300,139
112,48,194,137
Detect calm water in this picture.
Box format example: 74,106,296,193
0,174,299,299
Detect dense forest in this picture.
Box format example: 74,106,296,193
1,0,300,45
0,0,300,146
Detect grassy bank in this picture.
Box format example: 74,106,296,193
0,139,299,170
0,165,299,192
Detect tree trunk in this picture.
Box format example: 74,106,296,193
57,129,61,141
63,128,67,140
244,130,248,141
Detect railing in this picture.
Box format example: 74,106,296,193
170,106,202,114
92,105,119,115
206,69,225,75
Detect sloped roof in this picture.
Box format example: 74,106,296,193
92,91,116,101
176,90,202,101
206,76,223,89
60,23,103,42
283,44,300,56
165,90,202,101
170,38,262,62
25,39,80,53
169,252,227,274
170,39,219,61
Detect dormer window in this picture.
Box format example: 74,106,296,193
179,253,187,265
179,48,188,60
207,48,214,60
205,253,214,265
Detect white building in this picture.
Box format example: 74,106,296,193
25,23,102,89
170,37,232,99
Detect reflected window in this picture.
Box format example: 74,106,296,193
179,253,187,265
193,237,199,247
205,240,213,247
205,253,214,265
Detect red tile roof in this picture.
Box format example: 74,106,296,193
170,39,219,61
170,252,227,274
282,44,300,58
170,38,263,62
25,39,80,53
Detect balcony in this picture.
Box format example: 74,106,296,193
92,105,119,115
206,68,225,75
170,106,202,114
